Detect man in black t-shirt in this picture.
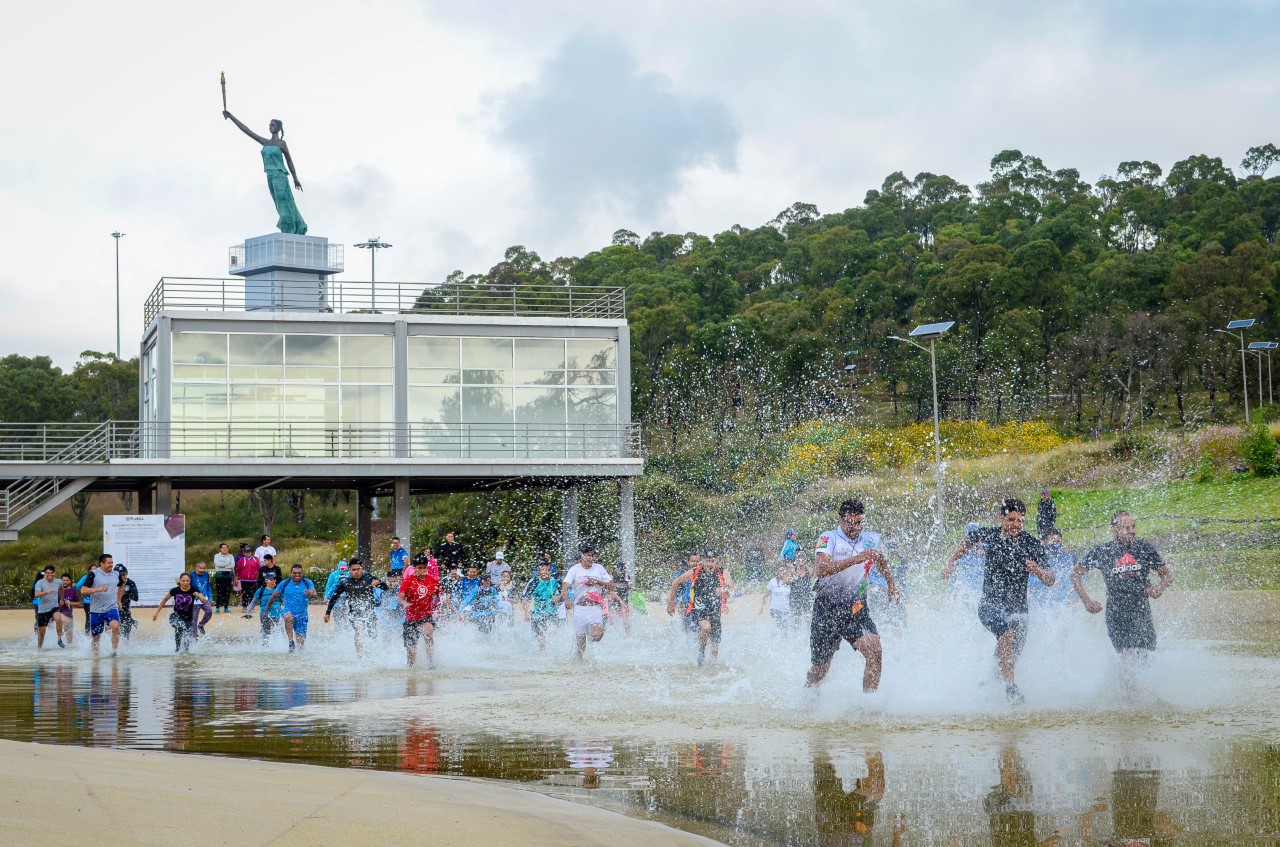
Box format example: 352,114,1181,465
943,499,1056,704
1072,511,1172,659
324,558,388,655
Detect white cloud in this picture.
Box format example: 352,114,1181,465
2,0,1279,370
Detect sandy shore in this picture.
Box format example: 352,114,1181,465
0,739,720,846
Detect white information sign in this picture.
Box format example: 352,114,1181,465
102,514,186,605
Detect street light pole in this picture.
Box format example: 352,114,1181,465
112,231,125,357
1216,319,1256,423
890,321,954,535
355,237,393,311
1136,359,1149,430
1249,342,1278,406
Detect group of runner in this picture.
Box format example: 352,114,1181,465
32,496,1171,701
801,496,1172,703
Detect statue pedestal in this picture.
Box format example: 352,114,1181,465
229,233,344,312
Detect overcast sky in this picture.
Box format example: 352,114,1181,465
3,0,1278,368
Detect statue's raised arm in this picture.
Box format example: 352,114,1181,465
223,110,308,235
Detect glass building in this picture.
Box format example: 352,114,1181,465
140,313,632,461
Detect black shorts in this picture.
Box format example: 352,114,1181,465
350,611,377,636
810,600,877,666
35,610,56,628
691,607,722,640
1106,606,1156,652
978,604,1028,652
403,617,434,647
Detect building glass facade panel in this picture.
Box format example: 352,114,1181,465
162,329,620,458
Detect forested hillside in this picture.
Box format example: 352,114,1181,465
435,147,1280,437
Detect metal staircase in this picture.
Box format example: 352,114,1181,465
0,421,138,539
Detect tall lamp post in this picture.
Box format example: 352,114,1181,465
355,237,393,311
1136,358,1149,430
890,321,954,534
843,349,860,413
1249,341,1277,406
111,231,125,358
1214,319,1255,423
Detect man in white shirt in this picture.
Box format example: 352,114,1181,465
254,534,277,563
486,551,511,583
560,543,613,660
806,499,898,693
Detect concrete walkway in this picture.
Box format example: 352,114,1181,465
0,739,722,846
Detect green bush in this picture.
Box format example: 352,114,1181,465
1242,423,1279,476
1109,431,1166,461
1192,452,1217,483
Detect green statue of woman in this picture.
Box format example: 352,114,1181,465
223,110,308,235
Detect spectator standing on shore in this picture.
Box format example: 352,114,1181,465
389,536,409,572
436,531,465,573
212,543,236,613
486,551,510,583
1036,490,1057,537
235,544,261,610
254,534,277,563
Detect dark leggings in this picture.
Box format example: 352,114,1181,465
241,584,257,609
213,576,233,610
173,617,194,652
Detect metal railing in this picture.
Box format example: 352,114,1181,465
0,421,642,462
0,421,138,462
1,476,65,526
144,278,627,324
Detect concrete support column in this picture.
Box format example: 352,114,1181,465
394,478,411,559
138,485,154,515
155,480,173,515
560,485,579,566
356,489,374,564
619,477,636,573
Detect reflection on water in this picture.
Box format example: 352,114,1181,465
2,603,1280,845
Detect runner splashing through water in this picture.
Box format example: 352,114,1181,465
805,499,898,693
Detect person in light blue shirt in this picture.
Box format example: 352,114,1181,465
1029,530,1076,608
454,566,481,615
389,537,409,572
951,522,987,596
245,575,284,643
270,564,317,652
189,561,214,636
324,561,348,600
780,529,799,562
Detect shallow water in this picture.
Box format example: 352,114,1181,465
1,595,1278,845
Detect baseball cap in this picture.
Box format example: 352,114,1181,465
704,549,718,558
786,529,796,537
495,551,505,560
964,522,979,534
338,560,348,570
579,542,597,554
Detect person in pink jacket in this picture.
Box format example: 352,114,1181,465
234,543,261,611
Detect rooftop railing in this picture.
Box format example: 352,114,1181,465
144,278,627,325
0,421,643,463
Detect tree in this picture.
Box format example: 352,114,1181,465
0,355,68,422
